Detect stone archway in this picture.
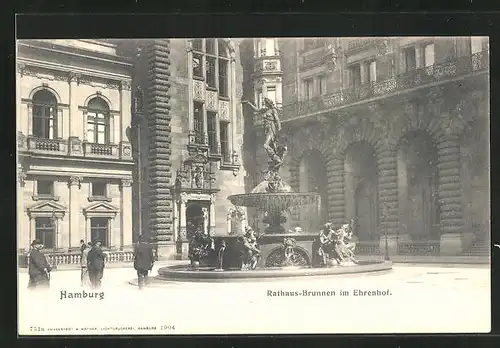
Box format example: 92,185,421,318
298,149,328,231
344,141,379,242
397,131,440,241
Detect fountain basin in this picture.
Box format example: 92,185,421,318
156,260,393,282
228,192,319,214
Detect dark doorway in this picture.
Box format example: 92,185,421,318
186,202,209,240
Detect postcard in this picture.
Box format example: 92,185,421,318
17,36,490,335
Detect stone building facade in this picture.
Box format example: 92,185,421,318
243,37,490,256
123,39,246,259
17,40,134,253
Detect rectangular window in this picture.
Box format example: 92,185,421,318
265,39,275,56
193,102,204,144
32,105,57,139
37,180,54,197
266,86,277,106
404,46,417,72
193,53,203,78
207,112,218,153
90,217,109,247
206,57,216,88
220,121,230,163
206,39,216,55
192,39,203,52
35,217,55,249
318,75,327,95
424,43,435,67
92,182,107,197
348,64,361,89
304,78,314,100
218,60,228,97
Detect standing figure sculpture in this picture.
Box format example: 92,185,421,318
317,223,338,266
243,98,285,172
240,227,261,270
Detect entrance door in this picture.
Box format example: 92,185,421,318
186,202,209,240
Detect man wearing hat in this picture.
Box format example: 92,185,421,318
28,239,52,289
133,234,155,289
87,239,106,288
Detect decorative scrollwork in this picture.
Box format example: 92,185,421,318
265,244,310,268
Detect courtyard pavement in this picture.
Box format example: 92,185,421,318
18,262,491,335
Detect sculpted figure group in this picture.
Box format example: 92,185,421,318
317,220,357,266
240,226,261,270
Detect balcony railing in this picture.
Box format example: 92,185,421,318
282,51,489,122
347,38,380,51
397,240,441,256
83,142,119,158
18,250,135,268
25,136,67,155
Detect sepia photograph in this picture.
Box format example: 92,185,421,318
16,37,490,335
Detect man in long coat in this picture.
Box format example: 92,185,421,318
87,239,106,288
133,235,154,289
28,239,52,289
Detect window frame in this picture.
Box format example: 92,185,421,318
37,179,54,197
35,217,55,249
90,217,109,248
31,90,59,140
219,121,230,163
86,98,111,145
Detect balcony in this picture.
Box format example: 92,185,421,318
299,47,329,71
347,38,381,52
282,51,489,122
253,57,282,76
18,135,125,161
83,142,119,158
24,136,68,156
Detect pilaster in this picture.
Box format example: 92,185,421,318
69,176,82,249
69,72,81,138
327,155,345,227
120,178,133,249
120,80,132,142
376,142,399,237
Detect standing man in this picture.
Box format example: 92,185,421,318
87,239,106,288
133,235,155,289
80,241,92,287
28,239,52,290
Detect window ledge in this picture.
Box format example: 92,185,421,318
88,196,112,202
32,195,60,201
206,86,218,92
218,96,230,101
193,76,205,82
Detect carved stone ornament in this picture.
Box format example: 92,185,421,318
210,193,217,203
69,72,81,83
69,176,83,189
121,178,133,187
219,100,230,121
18,171,27,187
121,80,132,91
180,192,189,204
206,90,218,111
193,80,205,101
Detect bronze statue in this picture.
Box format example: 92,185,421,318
243,98,285,172
316,220,357,266
215,240,226,271
240,226,261,270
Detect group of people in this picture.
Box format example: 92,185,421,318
80,239,107,288
317,221,357,266
27,234,155,291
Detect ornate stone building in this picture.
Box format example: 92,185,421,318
243,37,490,256
17,40,134,253
123,39,246,259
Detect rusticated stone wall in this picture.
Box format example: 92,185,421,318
145,40,174,245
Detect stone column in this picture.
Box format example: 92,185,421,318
27,104,33,136
437,134,465,255
69,72,81,137
55,217,63,251
230,56,237,156
179,193,189,258
327,155,345,227
376,142,399,255
69,176,82,249
145,40,174,259
120,178,133,250
120,80,132,141
209,193,217,236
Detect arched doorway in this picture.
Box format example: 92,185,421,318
344,142,379,241
298,149,328,232
186,203,208,240
397,131,439,241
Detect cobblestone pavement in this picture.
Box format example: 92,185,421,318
18,263,490,335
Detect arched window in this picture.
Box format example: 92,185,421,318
87,97,110,144
32,89,58,139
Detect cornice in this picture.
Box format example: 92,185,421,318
17,59,131,91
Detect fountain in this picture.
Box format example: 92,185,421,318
156,98,391,282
